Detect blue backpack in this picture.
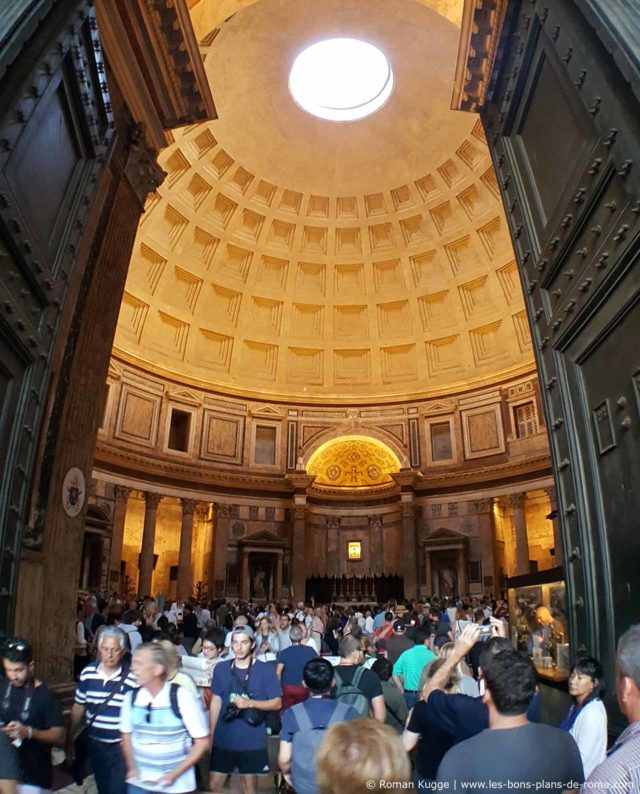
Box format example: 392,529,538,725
291,700,353,794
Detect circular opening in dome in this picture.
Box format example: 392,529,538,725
289,38,394,122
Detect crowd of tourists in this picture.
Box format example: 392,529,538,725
1,592,639,793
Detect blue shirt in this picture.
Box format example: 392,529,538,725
212,660,282,750
276,644,317,686
75,662,138,744
373,612,386,630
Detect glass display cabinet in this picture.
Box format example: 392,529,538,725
507,566,569,684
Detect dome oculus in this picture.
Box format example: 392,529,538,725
289,38,394,122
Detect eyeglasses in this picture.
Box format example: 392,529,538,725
146,703,152,724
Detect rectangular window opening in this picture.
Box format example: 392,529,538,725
514,401,537,439
254,425,277,465
431,421,453,461
168,408,191,452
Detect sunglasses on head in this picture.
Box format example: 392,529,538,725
4,639,29,652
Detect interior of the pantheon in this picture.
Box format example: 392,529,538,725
2,0,639,732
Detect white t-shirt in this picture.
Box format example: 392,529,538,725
120,682,208,793
569,698,607,778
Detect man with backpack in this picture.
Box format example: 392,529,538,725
120,643,209,793
278,657,360,794
332,635,386,721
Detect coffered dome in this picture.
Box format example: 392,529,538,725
114,0,533,403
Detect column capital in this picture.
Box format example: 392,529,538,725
293,505,306,522
544,486,557,501
114,484,132,502
180,498,197,516
401,501,416,519
509,492,526,510
144,491,163,509
473,498,494,514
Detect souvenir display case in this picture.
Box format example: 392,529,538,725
507,567,569,684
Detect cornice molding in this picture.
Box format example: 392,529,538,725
94,443,293,495
451,0,508,112
96,0,215,151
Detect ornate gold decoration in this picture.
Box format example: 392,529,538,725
306,435,400,489
347,541,362,560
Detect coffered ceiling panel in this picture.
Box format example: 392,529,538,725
114,0,534,403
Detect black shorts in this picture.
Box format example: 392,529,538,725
0,733,19,780
210,746,270,775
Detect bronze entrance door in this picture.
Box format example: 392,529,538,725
475,0,640,729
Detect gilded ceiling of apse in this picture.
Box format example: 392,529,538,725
307,436,400,489
112,0,535,402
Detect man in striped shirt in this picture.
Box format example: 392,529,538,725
120,643,209,794
69,626,137,794
583,625,640,789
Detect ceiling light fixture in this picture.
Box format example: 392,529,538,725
289,38,394,122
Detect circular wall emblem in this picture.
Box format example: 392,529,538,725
327,465,341,481
62,467,86,518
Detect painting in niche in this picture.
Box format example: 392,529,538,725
347,541,362,561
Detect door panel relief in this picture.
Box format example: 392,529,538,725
481,0,640,730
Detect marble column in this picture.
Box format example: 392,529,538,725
545,487,564,567
475,498,496,595
177,498,197,601
275,552,283,602
369,516,383,576
139,492,163,596
109,485,131,589
240,548,250,601
286,472,314,603
425,548,432,596
212,504,231,598
401,499,418,600
291,504,306,602
456,548,468,598
511,492,530,576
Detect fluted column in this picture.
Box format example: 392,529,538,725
401,499,418,600
544,487,564,567
456,548,468,598
139,492,163,596
109,485,131,589
475,498,496,595
425,548,432,596
240,547,250,601
177,498,197,601
275,552,283,602
291,505,306,602
286,472,315,603
212,504,231,598
511,493,530,576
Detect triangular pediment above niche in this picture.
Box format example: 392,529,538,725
108,358,124,381
427,526,467,541
251,405,284,417
423,400,455,415
243,528,283,543
167,387,202,407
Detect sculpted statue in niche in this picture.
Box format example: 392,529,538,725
439,566,457,598
251,567,267,600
